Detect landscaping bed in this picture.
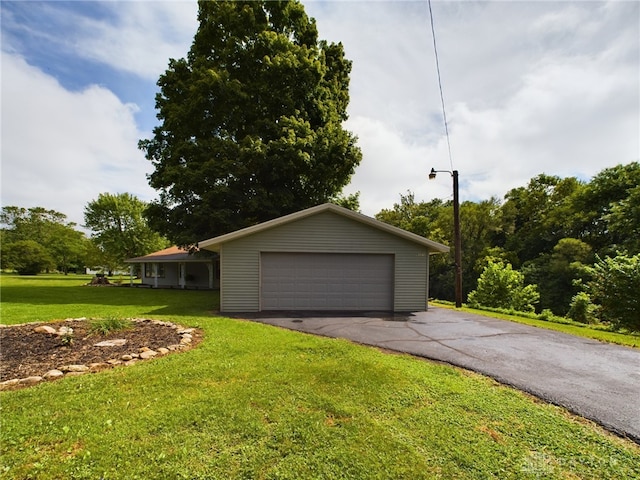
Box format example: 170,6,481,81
0,318,202,388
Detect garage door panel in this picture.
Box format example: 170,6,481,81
261,253,393,311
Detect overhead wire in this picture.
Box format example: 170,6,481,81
427,0,454,173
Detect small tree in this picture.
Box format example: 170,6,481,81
84,193,170,269
585,254,640,331
468,259,540,312
567,291,598,324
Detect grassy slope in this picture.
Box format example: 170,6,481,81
431,301,640,349
1,275,639,479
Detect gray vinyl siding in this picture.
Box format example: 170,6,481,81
220,211,429,312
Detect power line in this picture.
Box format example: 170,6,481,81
428,0,454,172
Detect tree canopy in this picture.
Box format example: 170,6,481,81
376,162,640,327
140,0,362,246
83,193,170,270
1,206,87,274
585,254,640,331
1,240,55,275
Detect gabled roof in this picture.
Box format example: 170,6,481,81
198,203,450,253
125,246,215,263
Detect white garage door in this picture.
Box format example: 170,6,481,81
260,252,394,311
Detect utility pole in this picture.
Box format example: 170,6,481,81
429,168,463,307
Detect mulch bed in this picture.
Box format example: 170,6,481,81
0,320,201,383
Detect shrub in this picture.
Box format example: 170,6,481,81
59,331,74,346
567,292,599,324
468,259,540,312
538,309,554,321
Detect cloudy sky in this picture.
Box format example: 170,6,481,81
2,0,638,227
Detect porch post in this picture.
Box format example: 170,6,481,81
153,263,158,288
179,262,186,289
129,265,134,286
207,262,214,289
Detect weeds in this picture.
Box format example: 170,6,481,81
89,316,133,335
59,330,74,346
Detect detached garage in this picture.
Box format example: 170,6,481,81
261,252,395,311
198,203,449,313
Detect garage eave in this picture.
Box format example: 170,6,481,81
198,203,449,253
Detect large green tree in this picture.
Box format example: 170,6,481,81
1,206,87,274
139,0,362,245
522,238,593,315
573,162,640,255
605,184,640,254
83,193,170,269
375,192,448,241
1,240,55,275
585,253,640,331
1,206,67,242
500,174,585,265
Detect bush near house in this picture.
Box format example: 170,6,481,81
467,259,540,312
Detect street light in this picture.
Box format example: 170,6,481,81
429,168,462,308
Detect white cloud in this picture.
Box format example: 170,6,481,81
1,53,156,227
342,116,452,216
1,0,637,228
75,1,198,80
0,0,198,82
445,47,640,199
309,0,639,213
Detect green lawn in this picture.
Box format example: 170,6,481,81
431,301,640,349
1,274,639,479
0,274,216,324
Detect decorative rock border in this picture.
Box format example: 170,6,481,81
0,318,198,390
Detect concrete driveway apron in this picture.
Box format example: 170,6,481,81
240,306,640,443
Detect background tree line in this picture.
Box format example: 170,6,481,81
2,163,637,330
3,1,637,330
376,162,639,331
1,193,169,276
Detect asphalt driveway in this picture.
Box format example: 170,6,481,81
237,307,640,443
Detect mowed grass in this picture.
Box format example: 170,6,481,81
432,301,640,349
1,275,639,479
0,274,217,324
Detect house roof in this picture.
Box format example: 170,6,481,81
198,203,450,253
125,246,215,263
